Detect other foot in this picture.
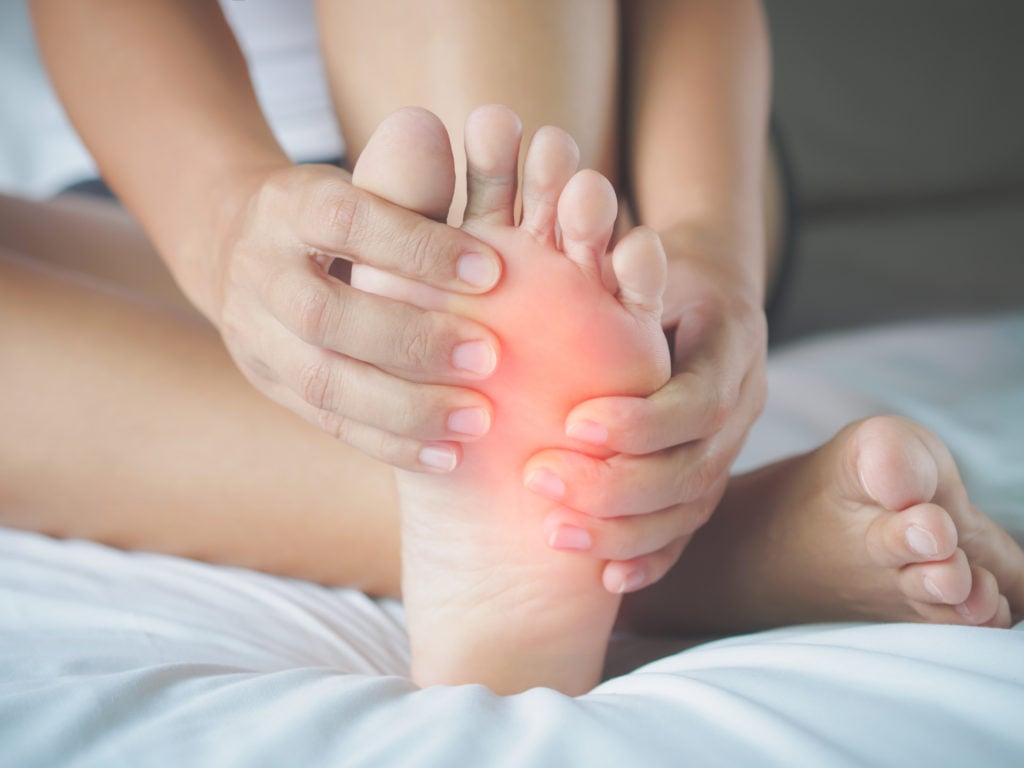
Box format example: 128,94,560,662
623,415,1024,634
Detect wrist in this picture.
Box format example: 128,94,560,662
657,217,766,317
168,153,293,323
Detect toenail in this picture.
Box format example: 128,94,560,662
456,252,501,289
566,419,609,446
452,340,497,377
618,570,645,594
906,525,940,558
448,407,490,437
923,576,947,602
955,602,973,620
525,470,566,500
548,525,592,552
418,444,458,473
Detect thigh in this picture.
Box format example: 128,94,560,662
0,192,195,313
0,203,400,593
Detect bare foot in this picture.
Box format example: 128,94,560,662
622,415,1024,635
352,105,670,694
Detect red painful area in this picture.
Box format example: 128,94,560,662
449,227,665,489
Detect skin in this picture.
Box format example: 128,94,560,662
30,0,506,473
318,0,775,592
2,185,1020,678
352,106,671,694
30,0,775,592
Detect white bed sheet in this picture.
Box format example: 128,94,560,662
2,312,1023,767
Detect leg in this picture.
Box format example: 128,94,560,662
352,106,671,695
0,198,401,594
622,416,1024,634
0,192,194,313
316,0,619,223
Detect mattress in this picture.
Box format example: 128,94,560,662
2,312,1022,767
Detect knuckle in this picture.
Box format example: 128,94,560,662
388,389,437,438
605,399,647,448
289,283,333,342
401,220,447,281
318,182,365,251
314,408,349,441
398,317,433,371
604,521,645,561
702,388,732,434
298,357,339,412
397,311,450,373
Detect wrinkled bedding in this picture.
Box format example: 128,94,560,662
2,313,1022,767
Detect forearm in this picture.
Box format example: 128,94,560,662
623,0,771,305
30,0,290,318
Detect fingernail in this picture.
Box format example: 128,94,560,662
548,525,592,551
418,444,457,472
524,470,566,500
452,340,497,377
457,252,500,289
923,576,946,602
906,525,939,558
565,419,609,446
448,407,490,437
618,570,645,594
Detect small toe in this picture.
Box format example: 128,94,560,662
953,565,1004,626
865,502,958,568
611,226,666,320
900,548,972,606
556,169,618,281
978,594,1012,629
462,105,523,227
520,126,580,245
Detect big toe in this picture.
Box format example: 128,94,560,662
352,106,456,221
848,416,940,512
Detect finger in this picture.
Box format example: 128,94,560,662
563,371,728,455
601,538,689,594
263,380,464,473
289,166,502,292
263,267,500,383
524,443,729,521
264,325,493,442
544,503,697,563
462,105,522,227
564,346,765,458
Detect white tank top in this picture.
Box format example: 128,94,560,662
0,0,344,197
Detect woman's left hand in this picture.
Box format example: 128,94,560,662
523,230,768,594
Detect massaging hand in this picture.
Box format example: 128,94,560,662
525,232,767,593
210,164,503,471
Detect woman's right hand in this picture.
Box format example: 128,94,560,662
203,163,503,472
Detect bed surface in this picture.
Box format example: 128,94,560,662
3,313,1023,767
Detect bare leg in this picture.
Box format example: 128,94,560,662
0,198,400,594
622,416,1024,635
317,0,619,224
